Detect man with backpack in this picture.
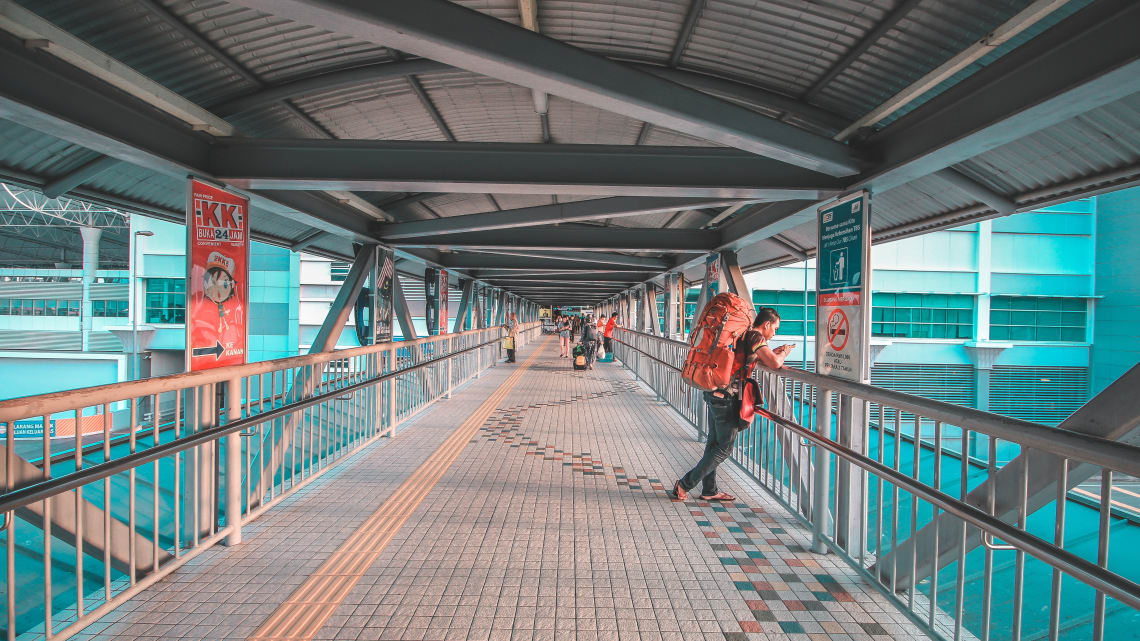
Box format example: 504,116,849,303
673,306,794,501
580,314,600,369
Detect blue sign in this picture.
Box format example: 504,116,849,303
818,196,865,295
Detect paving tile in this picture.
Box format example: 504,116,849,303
78,340,932,641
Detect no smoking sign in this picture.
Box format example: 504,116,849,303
827,308,849,351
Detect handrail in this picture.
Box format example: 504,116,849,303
0,322,538,423
0,331,511,515
750,405,1140,611
612,328,1140,479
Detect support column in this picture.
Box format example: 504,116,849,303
720,249,750,299
79,227,101,352
964,341,1011,456
451,277,474,330
646,284,661,335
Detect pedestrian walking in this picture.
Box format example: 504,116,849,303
558,315,572,357
504,312,519,363
580,314,600,369
672,308,794,501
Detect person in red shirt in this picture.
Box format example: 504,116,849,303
603,312,618,355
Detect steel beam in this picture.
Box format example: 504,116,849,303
388,227,719,252
392,274,418,341
800,0,923,102
451,278,474,332
309,244,376,352
377,196,747,238
719,250,749,298
0,37,377,243
719,0,1140,252
213,60,449,115
864,0,1140,193
471,270,656,279
226,0,860,176
443,251,669,270
41,155,121,199
934,168,1016,216
476,271,647,281
210,138,844,198
669,0,707,67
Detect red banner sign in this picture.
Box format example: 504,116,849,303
186,179,249,371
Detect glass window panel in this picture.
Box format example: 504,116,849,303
1060,327,1084,341
1037,311,1060,327
1061,311,1086,327
1011,326,1034,341
926,294,948,307
1011,311,1036,325
1037,298,1062,311
0,299,8,315
991,297,1011,310
911,324,931,338
1062,298,1085,312
990,326,1009,340
1037,327,1061,341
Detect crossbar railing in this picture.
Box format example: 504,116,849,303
0,322,540,641
612,327,1140,641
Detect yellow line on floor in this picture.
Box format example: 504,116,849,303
249,339,550,641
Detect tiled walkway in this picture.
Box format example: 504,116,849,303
77,340,929,641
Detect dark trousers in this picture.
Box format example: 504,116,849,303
583,341,597,364
603,336,613,354
506,348,516,363
679,392,740,496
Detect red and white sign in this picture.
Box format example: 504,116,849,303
826,308,849,351
439,269,449,334
186,178,249,371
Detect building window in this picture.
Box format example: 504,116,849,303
990,296,1086,342
330,261,350,282
92,300,128,318
872,293,974,339
145,278,186,324
752,290,816,337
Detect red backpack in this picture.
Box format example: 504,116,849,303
682,292,755,392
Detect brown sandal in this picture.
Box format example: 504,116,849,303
671,481,688,500
700,492,736,502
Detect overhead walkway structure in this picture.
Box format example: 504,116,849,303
0,0,1139,640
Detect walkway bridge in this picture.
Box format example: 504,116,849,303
0,0,1139,640
0,328,1137,641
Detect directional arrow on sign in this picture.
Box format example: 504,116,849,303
193,341,225,360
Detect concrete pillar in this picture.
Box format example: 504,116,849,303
965,341,1011,457
79,227,102,351
976,220,993,341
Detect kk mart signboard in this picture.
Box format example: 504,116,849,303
815,191,871,383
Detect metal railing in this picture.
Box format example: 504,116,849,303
612,327,1140,641
0,321,540,641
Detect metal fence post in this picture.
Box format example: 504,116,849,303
225,376,242,546
387,345,397,437
445,337,454,399
813,389,832,554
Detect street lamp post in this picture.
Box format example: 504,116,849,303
131,230,155,380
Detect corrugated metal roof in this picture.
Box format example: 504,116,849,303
957,93,1140,197
548,97,642,145
161,0,393,86
1,0,1137,293
294,77,443,141
420,72,542,143
686,0,891,97
539,0,689,64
